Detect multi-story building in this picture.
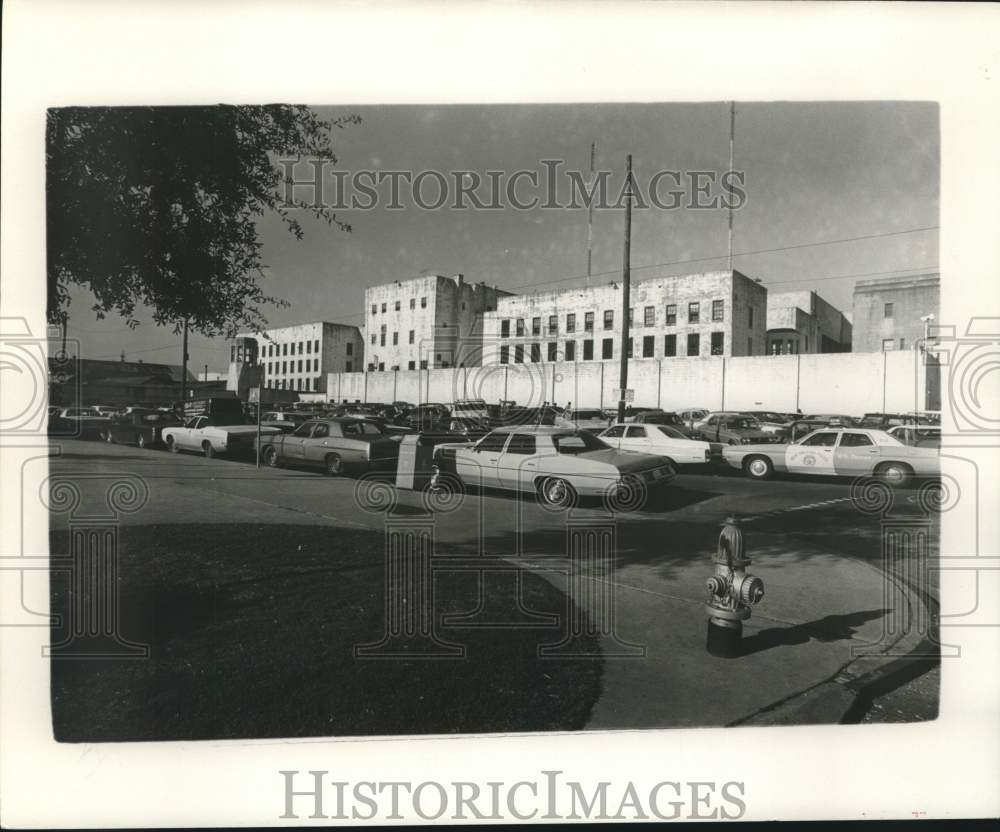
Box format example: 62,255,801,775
766,290,853,355
480,269,768,365
229,321,364,394
852,273,940,353
363,274,511,370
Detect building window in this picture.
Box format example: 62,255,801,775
380,303,386,313
565,340,576,360
300,342,305,354
499,345,509,365
629,307,634,326
230,345,236,361
378,362,385,371
687,333,700,356
408,330,415,344
421,297,427,308
307,340,312,354
627,337,634,358
642,335,655,357
298,359,303,372
420,360,428,369
501,319,510,338
711,332,725,355
747,337,752,354
665,304,676,326
548,315,557,335
371,334,376,345
410,298,416,309
644,306,655,327
392,332,399,345
407,360,416,370
899,338,906,349
515,344,524,363
282,343,288,355
314,339,319,353
664,334,677,357
604,310,614,330
583,339,594,360
712,300,724,322
547,342,558,361
516,319,525,337
346,342,353,356
748,307,754,327
566,313,576,333
395,300,401,311
688,302,700,323
584,311,594,332
530,343,541,363
371,304,377,315
884,302,894,318
380,324,386,347
346,361,353,372
282,361,287,373
602,338,613,359
532,317,541,336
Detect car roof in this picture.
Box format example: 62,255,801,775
488,425,576,434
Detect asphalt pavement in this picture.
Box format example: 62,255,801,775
47,439,940,730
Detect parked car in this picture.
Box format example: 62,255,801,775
857,412,911,431
50,407,110,440
162,416,280,458
430,425,675,508
598,423,712,466
784,418,839,443
803,413,857,427
407,403,451,432
564,408,613,433
89,405,119,417
449,398,501,437
692,412,780,450
622,406,662,423
105,410,183,449
888,424,941,448
631,410,707,439
258,417,403,476
677,407,709,426
722,427,939,485
740,411,795,434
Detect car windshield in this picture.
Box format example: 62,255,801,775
728,417,759,430
552,431,610,454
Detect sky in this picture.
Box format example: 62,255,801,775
63,102,939,374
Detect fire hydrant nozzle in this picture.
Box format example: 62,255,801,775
705,516,765,658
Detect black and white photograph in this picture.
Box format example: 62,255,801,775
2,1,999,827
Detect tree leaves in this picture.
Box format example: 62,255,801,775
47,105,360,337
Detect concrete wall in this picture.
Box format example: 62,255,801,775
325,349,925,414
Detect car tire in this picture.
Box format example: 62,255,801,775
202,441,215,459
137,434,147,449
167,437,179,454
325,453,343,477
744,455,774,480
537,476,577,509
263,446,280,468
877,461,912,487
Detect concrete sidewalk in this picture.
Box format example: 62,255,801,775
512,533,929,728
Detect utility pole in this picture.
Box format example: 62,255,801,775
586,141,596,283
203,363,209,382
617,154,633,424
180,319,189,404
727,101,736,272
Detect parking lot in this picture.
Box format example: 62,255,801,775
47,437,940,740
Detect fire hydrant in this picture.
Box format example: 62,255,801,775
705,515,765,658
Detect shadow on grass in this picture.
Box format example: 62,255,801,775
50,523,602,742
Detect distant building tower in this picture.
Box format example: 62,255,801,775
226,336,262,399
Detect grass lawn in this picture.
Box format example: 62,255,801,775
50,522,602,742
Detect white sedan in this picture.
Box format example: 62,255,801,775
597,423,712,466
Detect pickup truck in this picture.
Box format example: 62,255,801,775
162,416,281,458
